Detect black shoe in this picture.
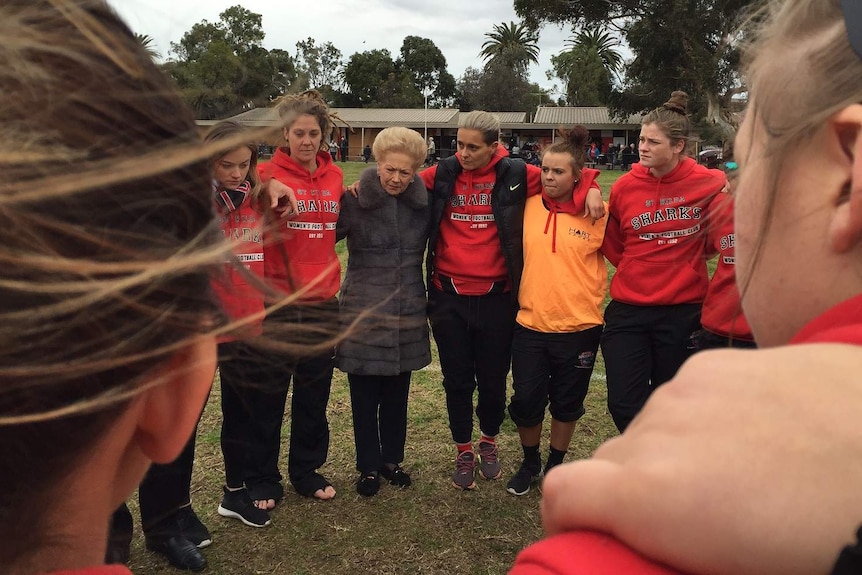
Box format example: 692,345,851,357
506,460,542,496
176,506,211,548
218,486,271,528
356,472,380,497
146,535,207,572
380,464,412,488
105,541,130,565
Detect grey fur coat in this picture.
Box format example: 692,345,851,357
335,167,432,375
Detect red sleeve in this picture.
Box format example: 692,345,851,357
418,164,437,190
526,163,542,197
510,531,685,575
601,188,624,267
705,191,732,259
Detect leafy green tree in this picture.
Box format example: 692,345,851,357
565,27,623,76
166,6,297,119
456,61,546,112
397,36,456,107
516,0,754,135
343,49,397,106
294,37,344,91
551,45,611,106
479,21,540,79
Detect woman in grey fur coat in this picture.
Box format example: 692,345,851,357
336,127,431,496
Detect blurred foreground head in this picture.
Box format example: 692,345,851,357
0,0,223,567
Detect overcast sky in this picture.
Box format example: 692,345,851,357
109,0,576,93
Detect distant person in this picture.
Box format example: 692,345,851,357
340,137,349,162
427,136,436,165
363,143,372,163
329,139,338,162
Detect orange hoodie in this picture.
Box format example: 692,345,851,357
259,148,344,302
602,156,724,305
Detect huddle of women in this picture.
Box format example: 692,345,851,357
7,1,862,575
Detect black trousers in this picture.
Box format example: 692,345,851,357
601,300,701,432
428,287,516,444
219,341,267,489
348,372,411,473
109,428,198,542
246,300,336,493
509,324,603,427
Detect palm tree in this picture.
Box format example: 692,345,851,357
479,21,539,79
135,33,161,60
564,27,623,76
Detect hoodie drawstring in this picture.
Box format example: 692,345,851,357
543,205,558,254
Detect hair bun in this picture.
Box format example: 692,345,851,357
662,91,689,115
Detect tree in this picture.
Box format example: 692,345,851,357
565,27,623,76
455,61,544,112
516,0,755,136
135,33,160,60
166,6,297,119
294,38,344,91
479,21,540,79
551,46,611,106
342,49,397,107
397,36,456,107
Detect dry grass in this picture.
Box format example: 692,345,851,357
125,162,626,574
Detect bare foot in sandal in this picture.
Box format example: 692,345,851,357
313,486,336,500
254,499,276,510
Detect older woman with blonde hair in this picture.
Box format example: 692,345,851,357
336,127,431,496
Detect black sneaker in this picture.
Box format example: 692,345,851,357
356,472,380,497
217,486,271,528
380,464,412,488
146,535,207,572
176,505,212,548
506,460,542,496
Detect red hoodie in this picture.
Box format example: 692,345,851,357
701,191,753,341
212,180,265,341
419,148,541,294
509,293,862,575
602,156,724,305
259,148,344,302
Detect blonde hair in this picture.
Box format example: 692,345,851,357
642,91,693,150
739,0,862,279
372,127,427,170
205,120,261,195
458,111,501,145
0,0,226,554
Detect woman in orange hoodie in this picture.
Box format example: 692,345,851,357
506,126,608,496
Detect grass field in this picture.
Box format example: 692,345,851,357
126,162,629,574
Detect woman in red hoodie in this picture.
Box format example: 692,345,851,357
511,1,862,573
249,90,344,507
696,140,755,349
600,91,725,432
205,121,274,530
506,125,608,496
